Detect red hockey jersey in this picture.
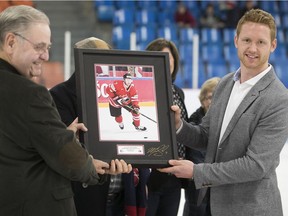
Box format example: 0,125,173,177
106,80,139,108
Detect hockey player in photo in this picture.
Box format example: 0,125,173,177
106,73,147,131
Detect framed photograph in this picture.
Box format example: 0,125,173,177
74,48,177,167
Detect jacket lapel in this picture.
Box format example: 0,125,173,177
218,69,276,147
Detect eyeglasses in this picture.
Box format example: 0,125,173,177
204,95,213,101
13,32,51,54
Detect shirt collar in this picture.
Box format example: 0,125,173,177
233,64,272,86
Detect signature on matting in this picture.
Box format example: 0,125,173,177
147,145,169,156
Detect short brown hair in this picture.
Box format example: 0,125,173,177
236,9,276,41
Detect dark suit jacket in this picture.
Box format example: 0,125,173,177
178,68,288,216
50,73,150,216
0,59,102,216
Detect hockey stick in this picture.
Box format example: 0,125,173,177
124,105,157,124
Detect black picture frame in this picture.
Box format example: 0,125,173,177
74,48,177,168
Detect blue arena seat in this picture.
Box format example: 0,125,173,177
223,28,236,45
158,1,177,11
281,14,288,29
182,1,199,10
224,44,238,62
157,10,175,27
112,25,134,50
135,9,157,26
202,43,224,62
179,28,199,44
113,9,135,26
114,1,136,9
270,46,287,63
274,60,288,87
259,1,279,14
279,1,288,15
206,60,228,78
277,29,286,45
137,0,157,9
157,25,178,42
182,58,206,88
135,25,157,45
94,0,115,22
201,28,223,44
179,43,193,63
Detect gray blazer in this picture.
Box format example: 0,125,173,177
178,67,288,216
0,59,103,216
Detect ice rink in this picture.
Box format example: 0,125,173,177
98,106,159,141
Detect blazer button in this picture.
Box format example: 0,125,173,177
82,183,88,188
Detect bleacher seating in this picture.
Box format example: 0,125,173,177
135,9,157,26
135,25,157,47
224,44,238,62
157,25,178,42
223,28,235,45
94,0,115,22
202,43,224,62
274,59,288,87
112,25,134,50
206,60,229,78
113,8,135,26
94,0,288,88
179,28,199,44
201,28,222,45
137,0,157,9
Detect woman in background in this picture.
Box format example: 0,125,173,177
185,77,220,216
145,38,189,216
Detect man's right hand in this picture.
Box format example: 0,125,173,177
171,105,182,130
92,158,132,175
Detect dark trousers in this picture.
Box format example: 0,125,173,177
183,185,211,216
146,187,181,216
106,191,125,216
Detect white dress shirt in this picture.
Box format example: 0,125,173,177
218,65,272,144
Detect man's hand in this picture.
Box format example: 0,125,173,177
171,105,182,130
67,117,88,134
158,159,194,179
92,158,132,175
106,159,133,175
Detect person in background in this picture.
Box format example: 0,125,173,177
0,6,131,216
239,0,258,19
199,3,225,28
159,9,288,216
174,2,197,28
184,77,220,216
145,38,189,216
50,37,150,216
218,1,239,28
